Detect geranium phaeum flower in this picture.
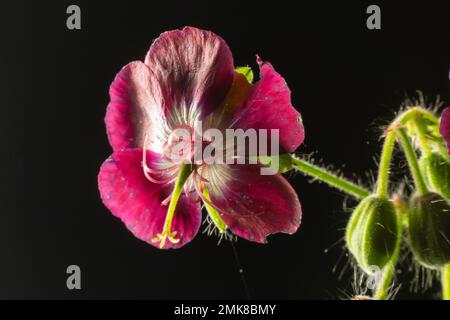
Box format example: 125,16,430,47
441,107,450,154
98,27,304,249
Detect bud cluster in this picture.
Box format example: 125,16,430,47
344,106,450,299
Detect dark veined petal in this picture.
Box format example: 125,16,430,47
230,57,305,154
440,107,450,154
98,149,201,249
145,26,235,118
205,164,302,243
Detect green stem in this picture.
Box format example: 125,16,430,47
414,117,432,156
291,156,370,199
442,264,450,300
392,107,439,127
373,204,403,300
373,260,397,300
375,131,396,197
396,128,429,195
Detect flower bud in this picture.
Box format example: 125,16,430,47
408,192,450,269
420,152,450,201
346,196,400,274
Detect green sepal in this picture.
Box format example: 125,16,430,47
420,152,450,201
346,196,400,274
202,186,227,234
236,66,254,84
408,192,450,269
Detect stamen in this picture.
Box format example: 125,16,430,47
144,163,178,174
161,192,173,206
142,135,180,185
183,179,201,202
143,169,178,185
195,167,209,183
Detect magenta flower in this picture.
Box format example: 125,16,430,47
98,27,304,249
441,107,450,155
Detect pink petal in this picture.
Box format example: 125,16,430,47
230,57,305,153
145,26,235,118
98,149,201,249
206,164,302,243
105,61,163,152
441,107,450,154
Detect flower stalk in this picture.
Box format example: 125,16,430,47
291,155,370,199
369,130,401,299
375,131,396,198
396,128,429,195
413,117,432,156
373,259,396,300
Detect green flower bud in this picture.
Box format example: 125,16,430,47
408,192,450,269
420,152,450,201
346,196,400,274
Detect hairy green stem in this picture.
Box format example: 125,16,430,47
414,117,432,156
392,107,439,127
375,131,396,197
291,156,370,199
396,128,429,195
442,264,450,300
373,260,396,300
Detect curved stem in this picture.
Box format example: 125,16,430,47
442,263,450,300
396,128,429,195
414,117,432,156
291,156,370,199
391,107,439,128
375,131,396,197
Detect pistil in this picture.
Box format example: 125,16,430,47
151,162,194,248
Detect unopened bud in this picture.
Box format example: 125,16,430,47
420,152,450,201
346,196,400,274
408,192,450,269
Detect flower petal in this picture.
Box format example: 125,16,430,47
440,107,450,154
205,164,302,243
98,149,201,249
230,57,305,153
144,26,235,118
105,61,166,153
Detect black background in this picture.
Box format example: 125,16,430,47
0,1,449,299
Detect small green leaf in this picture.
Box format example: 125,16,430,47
236,66,254,84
